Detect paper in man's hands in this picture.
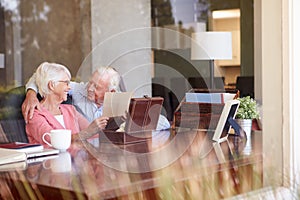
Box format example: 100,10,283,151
102,92,133,117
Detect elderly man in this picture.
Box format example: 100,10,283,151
22,66,170,130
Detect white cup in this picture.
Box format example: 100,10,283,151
51,152,72,173
43,152,72,173
42,129,71,151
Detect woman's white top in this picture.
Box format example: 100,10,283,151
55,115,66,128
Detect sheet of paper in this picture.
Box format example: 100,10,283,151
102,92,133,117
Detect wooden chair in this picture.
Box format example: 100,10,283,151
170,77,191,118
188,76,208,89
188,76,225,90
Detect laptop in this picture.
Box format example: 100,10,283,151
26,151,59,164
26,148,59,159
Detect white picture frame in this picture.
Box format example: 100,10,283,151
212,99,240,143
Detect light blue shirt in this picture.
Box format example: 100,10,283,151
68,82,102,123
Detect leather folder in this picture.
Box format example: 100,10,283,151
102,96,164,144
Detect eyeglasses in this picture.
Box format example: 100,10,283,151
57,80,71,85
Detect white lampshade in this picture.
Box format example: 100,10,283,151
191,32,232,60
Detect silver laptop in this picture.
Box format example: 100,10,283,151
26,148,59,159
26,148,60,165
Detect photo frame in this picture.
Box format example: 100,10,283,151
213,139,234,163
212,99,240,143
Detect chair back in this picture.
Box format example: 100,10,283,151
0,86,28,143
236,76,254,98
0,124,9,143
152,77,173,121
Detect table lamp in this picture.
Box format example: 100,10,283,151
191,32,232,89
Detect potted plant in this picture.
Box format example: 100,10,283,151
235,96,259,137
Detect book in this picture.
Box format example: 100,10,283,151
0,161,27,171
0,142,59,160
185,93,236,103
0,148,27,165
0,142,44,153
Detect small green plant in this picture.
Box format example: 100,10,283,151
236,96,259,119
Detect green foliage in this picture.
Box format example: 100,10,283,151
236,96,259,119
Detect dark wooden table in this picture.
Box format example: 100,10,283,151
0,129,262,199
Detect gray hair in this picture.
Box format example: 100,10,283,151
36,62,71,97
95,66,121,91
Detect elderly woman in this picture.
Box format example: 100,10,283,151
25,62,108,145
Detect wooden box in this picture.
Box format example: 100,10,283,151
172,89,238,130
172,102,225,130
101,97,163,144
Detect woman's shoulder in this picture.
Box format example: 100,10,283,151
32,106,48,116
30,107,51,122
60,104,76,111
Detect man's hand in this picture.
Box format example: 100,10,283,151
79,116,109,139
87,116,109,132
21,89,41,123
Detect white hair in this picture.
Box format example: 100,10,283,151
35,62,71,97
95,66,121,91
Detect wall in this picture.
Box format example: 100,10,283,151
259,0,283,187
0,7,5,86
0,0,91,87
88,0,152,97
1,0,151,97
20,0,89,83
240,0,254,76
